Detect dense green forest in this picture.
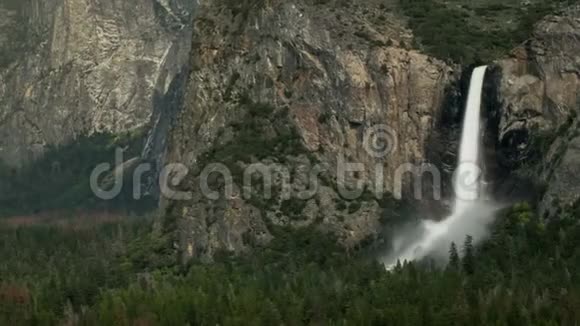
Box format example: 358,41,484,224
0,131,153,218
0,201,579,325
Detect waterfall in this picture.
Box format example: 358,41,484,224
454,66,487,214
383,66,490,267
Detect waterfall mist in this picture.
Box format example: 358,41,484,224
382,66,498,267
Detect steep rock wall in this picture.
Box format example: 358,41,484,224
163,0,456,260
495,5,580,215
0,0,194,166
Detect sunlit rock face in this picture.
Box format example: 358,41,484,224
163,0,457,260
0,0,195,166
495,5,580,214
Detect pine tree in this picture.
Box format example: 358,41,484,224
449,242,460,270
394,259,402,273
462,235,475,275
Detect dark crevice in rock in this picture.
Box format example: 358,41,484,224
484,64,545,206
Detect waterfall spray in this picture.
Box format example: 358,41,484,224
383,66,493,267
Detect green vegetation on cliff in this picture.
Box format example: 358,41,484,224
400,0,574,63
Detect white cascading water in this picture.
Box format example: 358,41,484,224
453,66,488,213
384,66,489,267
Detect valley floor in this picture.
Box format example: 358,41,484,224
0,203,579,325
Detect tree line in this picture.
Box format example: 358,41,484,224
0,200,578,324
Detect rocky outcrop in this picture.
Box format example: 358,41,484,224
0,0,194,166
163,0,456,260
494,5,580,214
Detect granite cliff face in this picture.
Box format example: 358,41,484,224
0,0,194,166
162,0,456,260
494,5,580,215
3,0,576,260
